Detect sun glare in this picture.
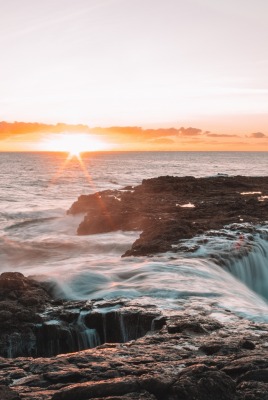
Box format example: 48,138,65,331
41,133,109,155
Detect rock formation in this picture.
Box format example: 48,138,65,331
68,175,268,256
1,293,268,399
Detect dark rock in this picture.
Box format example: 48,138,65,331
140,374,175,398
89,392,157,400
237,381,268,400
0,272,52,358
1,310,268,399
44,369,84,384
68,175,268,256
0,280,162,358
51,377,140,400
151,316,166,330
238,369,268,383
0,385,21,400
240,339,256,350
167,318,209,335
199,343,222,355
172,366,236,400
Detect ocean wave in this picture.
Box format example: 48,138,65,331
4,217,59,230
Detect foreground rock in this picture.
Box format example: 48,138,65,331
68,175,268,256
0,272,51,357
2,272,268,399
2,303,268,400
2,274,268,399
0,273,161,358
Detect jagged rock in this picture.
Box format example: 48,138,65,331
68,175,268,256
1,309,268,399
0,272,52,358
171,365,236,400
51,377,140,400
0,274,162,358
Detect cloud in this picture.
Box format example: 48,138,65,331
248,132,267,138
0,121,91,140
205,133,238,137
148,138,175,145
88,126,204,142
2,121,255,151
177,127,202,136
0,122,206,142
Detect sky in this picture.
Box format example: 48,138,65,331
1,0,268,151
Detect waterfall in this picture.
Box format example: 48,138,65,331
75,311,101,350
224,234,268,300
6,332,36,358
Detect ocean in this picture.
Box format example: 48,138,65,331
1,151,268,323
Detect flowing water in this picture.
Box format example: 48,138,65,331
1,151,268,326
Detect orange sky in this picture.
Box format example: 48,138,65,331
1,121,268,152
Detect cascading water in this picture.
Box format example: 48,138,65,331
75,311,101,350
181,224,268,302
224,233,268,300
2,305,161,358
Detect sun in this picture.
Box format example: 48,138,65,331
41,133,109,155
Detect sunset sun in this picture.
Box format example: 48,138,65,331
40,133,109,155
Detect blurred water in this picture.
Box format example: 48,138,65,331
1,151,268,321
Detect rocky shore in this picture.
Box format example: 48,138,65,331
2,175,268,399
68,175,268,256
1,271,268,399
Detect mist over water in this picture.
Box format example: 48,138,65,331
1,151,268,322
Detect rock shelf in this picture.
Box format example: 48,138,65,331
68,175,268,256
1,288,268,399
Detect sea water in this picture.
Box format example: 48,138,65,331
1,151,268,322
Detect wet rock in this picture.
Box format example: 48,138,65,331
90,392,157,400
44,368,85,384
85,308,160,344
0,310,13,322
0,385,21,400
240,339,256,350
151,316,166,330
68,175,268,256
89,393,156,400
238,369,268,383
140,374,176,398
166,316,222,335
0,278,162,358
51,377,140,400
11,374,47,388
237,381,268,400
0,272,52,358
172,365,236,400
1,309,268,399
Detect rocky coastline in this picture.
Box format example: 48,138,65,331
1,175,268,399
68,175,268,256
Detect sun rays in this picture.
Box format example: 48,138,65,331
49,151,97,191
41,132,111,186
44,133,108,189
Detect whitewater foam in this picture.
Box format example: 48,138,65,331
1,152,268,324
